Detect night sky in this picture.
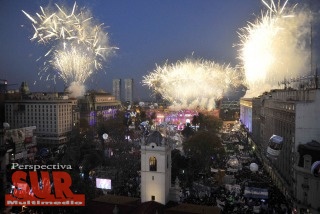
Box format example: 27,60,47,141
0,0,318,100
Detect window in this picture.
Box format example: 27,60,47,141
149,157,157,171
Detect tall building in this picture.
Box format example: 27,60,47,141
112,79,121,101
5,92,79,147
124,78,133,104
240,86,320,213
140,131,172,205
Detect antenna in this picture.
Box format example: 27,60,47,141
278,74,319,90
309,0,313,75
279,78,290,89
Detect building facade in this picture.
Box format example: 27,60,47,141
124,78,133,104
78,91,121,126
3,126,37,161
5,92,79,147
259,90,296,200
112,79,121,102
295,140,320,212
241,88,320,212
140,131,171,205
240,98,253,133
240,98,261,146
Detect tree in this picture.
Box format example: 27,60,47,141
181,123,195,139
79,118,90,133
183,131,225,176
96,110,128,144
171,149,188,183
80,149,104,171
192,112,222,132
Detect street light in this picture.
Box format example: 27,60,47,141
3,122,10,129
102,133,108,141
102,133,108,157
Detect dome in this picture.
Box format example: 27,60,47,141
146,131,163,146
19,81,30,94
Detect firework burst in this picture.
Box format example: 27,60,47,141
143,58,242,111
238,0,311,97
51,46,93,84
23,2,117,96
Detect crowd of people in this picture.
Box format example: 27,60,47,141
180,125,292,213
2,121,294,213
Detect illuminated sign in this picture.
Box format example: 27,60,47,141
96,178,112,190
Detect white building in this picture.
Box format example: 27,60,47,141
5,92,79,146
140,131,171,205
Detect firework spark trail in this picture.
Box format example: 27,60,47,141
238,0,311,97
143,58,242,111
52,47,93,84
23,2,117,97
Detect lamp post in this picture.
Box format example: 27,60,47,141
102,133,108,157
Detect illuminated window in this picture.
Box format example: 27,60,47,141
149,156,157,171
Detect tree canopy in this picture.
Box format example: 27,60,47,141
182,113,224,177
192,112,222,132
183,131,224,169
96,111,128,143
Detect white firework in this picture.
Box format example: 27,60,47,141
238,0,311,97
23,2,117,90
143,58,242,111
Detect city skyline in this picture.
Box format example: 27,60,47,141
0,0,262,100
1,0,319,101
